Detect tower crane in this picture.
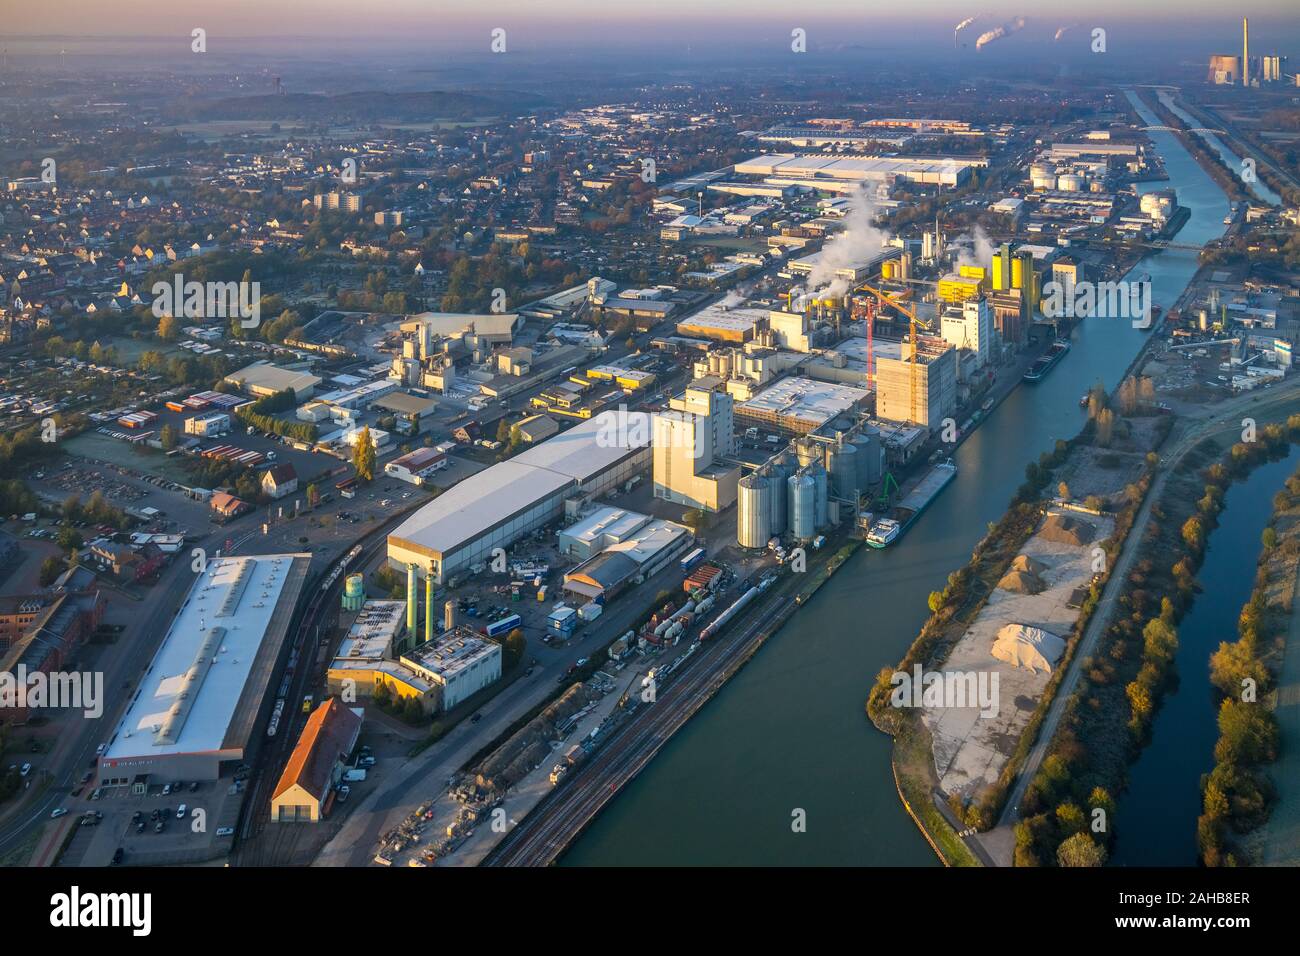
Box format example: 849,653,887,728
856,282,933,426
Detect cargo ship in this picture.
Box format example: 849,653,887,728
1023,340,1071,383
865,459,957,549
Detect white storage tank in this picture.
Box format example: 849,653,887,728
768,457,790,535
826,440,858,500
788,472,816,542
737,473,772,549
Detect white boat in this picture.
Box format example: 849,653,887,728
865,518,902,548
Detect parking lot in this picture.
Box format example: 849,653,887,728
55,775,244,867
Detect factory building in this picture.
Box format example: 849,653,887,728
96,553,312,785
184,411,230,437
676,304,768,343
400,626,502,712
652,381,740,513
388,413,651,584
940,298,994,370
384,447,448,486
735,376,870,436
874,340,957,431
734,154,978,188
559,508,693,602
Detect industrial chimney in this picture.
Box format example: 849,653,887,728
1243,17,1249,87
424,574,434,643
406,564,417,634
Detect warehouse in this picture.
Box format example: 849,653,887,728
387,414,652,583
384,446,448,485
96,553,311,785
270,699,363,823
223,361,321,400
734,154,977,188
676,304,768,343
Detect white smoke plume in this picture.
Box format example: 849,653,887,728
949,224,996,270
976,16,1027,50
806,187,893,300
954,16,979,45
719,285,751,309
1053,24,1078,42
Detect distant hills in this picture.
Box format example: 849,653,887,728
167,90,546,123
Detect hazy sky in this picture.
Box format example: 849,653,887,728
7,1,1298,41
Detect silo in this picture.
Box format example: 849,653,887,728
810,464,829,528
444,599,459,632
795,437,820,468
768,457,790,535
342,573,365,611
788,472,816,542
827,440,859,499
737,474,772,549
853,428,884,487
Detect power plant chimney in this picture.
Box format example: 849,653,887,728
406,563,417,634
1243,17,1249,87
444,599,458,632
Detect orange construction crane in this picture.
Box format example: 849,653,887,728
856,282,931,425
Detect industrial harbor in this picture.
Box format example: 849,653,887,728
1,4,1298,936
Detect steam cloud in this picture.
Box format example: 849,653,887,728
976,16,1027,50
1053,24,1078,42
949,224,996,270
806,187,893,301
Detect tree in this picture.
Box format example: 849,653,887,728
160,423,180,451
1261,527,1278,550
1057,481,1070,500
353,426,376,482
495,419,511,444
38,555,64,587
156,313,179,341
1057,832,1107,867
306,483,320,509
502,628,527,671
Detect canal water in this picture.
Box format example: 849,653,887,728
1112,445,1300,866
562,91,1230,865
1155,89,1283,207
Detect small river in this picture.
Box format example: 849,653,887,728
1112,445,1300,865
562,89,1230,865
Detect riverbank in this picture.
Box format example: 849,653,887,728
1202,459,1300,866
867,383,1164,863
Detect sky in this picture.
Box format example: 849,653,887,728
5,2,1298,44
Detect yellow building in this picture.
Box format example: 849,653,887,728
938,273,985,303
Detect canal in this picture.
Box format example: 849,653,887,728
561,90,1230,865
1155,88,1283,207
1112,445,1300,865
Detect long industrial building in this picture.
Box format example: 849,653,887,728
97,553,311,785
388,414,652,583
734,154,979,189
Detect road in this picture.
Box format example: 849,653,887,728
980,376,1300,864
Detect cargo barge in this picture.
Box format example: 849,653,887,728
865,459,957,548
1022,339,1071,383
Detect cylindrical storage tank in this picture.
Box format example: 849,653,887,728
1057,173,1085,192
827,441,858,499
768,459,789,535
342,573,365,611
737,474,772,549
788,472,816,542
853,430,884,487
810,464,829,528
444,599,458,632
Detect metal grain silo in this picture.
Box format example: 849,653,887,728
852,428,884,487
768,457,790,535
826,440,858,500
737,473,772,549
810,464,829,528
795,437,820,468
788,471,816,542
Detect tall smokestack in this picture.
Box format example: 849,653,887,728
406,563,417,634
1243,17,1249,87
424,574,434,643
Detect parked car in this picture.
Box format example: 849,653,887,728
19,762,31,777
337,785,351,803
176,804,187,819
154,821,165,833
215,827,234,837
